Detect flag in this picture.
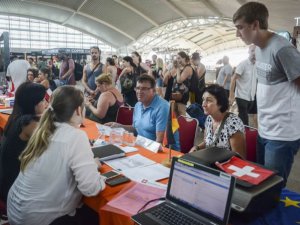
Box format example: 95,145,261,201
215,156,274,185
232,189,300,225
163,102,179,147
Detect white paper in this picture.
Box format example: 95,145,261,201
119,146,138,153
135,135,162,153
122,163,170,182
104,154,155,171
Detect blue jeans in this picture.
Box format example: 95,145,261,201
257,135,300,187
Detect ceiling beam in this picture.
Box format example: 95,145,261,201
159,0,187,18
21,0,135,41
197,0,223,17
114,0,159,27
62,0,89,25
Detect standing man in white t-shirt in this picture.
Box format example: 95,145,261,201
233,2,300,186
229,44,257,126
6,55,30,92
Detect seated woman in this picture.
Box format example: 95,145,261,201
34,67,50,89
26,68,38,82
7,86,106,225
86,73,124,124
0,82,47,203
190,84,246,158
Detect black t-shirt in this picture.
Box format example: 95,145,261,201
0,115,35,202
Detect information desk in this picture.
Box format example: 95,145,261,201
1,113,299,225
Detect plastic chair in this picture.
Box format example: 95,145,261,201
244,125,258,162
116,105,134,125
178,115,198,154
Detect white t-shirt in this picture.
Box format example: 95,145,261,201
7,123,106,225
235,59,257,101
6,59,30,91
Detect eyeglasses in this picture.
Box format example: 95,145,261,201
134,87,152,92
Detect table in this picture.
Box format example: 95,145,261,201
1,114,299,225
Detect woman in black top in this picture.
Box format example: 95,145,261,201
0,82,47,202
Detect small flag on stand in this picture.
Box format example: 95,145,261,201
163,101,179,148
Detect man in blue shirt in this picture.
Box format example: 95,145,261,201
107,74,169,143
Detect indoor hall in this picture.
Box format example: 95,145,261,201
1,0,300,225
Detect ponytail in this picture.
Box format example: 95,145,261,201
20,108,56,171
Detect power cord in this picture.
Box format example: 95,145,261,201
137,197,165,213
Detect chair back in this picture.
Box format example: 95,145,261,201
178,115,198,153
244,125,258,162
116,105,134,125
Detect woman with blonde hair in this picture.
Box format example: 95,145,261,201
86,73,123,123
7,86,106,225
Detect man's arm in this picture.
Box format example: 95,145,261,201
229,73,240,105
156,131,165,143
81,65,93,94
61,59,75,80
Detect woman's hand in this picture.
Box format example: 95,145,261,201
104,122,121,128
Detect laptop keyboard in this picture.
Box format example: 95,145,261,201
147,204,204,225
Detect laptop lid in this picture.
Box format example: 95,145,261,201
166,157,236,225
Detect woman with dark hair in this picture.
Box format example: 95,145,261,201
105,57,117,86
7,86,106,225
131,51,151,76
172,51,200,115
118,56,138,106
0,82,47,202
26,68,38,82
190,84,246,157
34,67,51,89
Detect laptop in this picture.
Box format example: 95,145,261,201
132,157,236,225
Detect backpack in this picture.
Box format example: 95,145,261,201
186,103,207,129
74,63,83,81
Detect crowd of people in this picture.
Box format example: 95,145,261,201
0,1,300,224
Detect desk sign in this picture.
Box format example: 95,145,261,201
135,135,162,153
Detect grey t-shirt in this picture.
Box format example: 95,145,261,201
216,64,233,90
255,33,300,141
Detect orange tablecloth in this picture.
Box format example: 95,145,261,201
81,120,181,225
0,113,180,225
0,106,10,130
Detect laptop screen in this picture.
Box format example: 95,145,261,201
167,158,235,225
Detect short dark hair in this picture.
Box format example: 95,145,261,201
137,74,155,88
123,56,136,68
204,84,229,113
233,2,269,30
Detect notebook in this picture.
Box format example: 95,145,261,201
132,157,236,225
92,144,125,161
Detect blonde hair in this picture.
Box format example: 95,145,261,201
95,73,112,85
20,86,84,171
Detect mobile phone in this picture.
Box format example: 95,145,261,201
102,171,120,180
105,175,130,187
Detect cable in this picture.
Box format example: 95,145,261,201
137,197,165,213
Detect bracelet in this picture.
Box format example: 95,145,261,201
195,145,201,151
